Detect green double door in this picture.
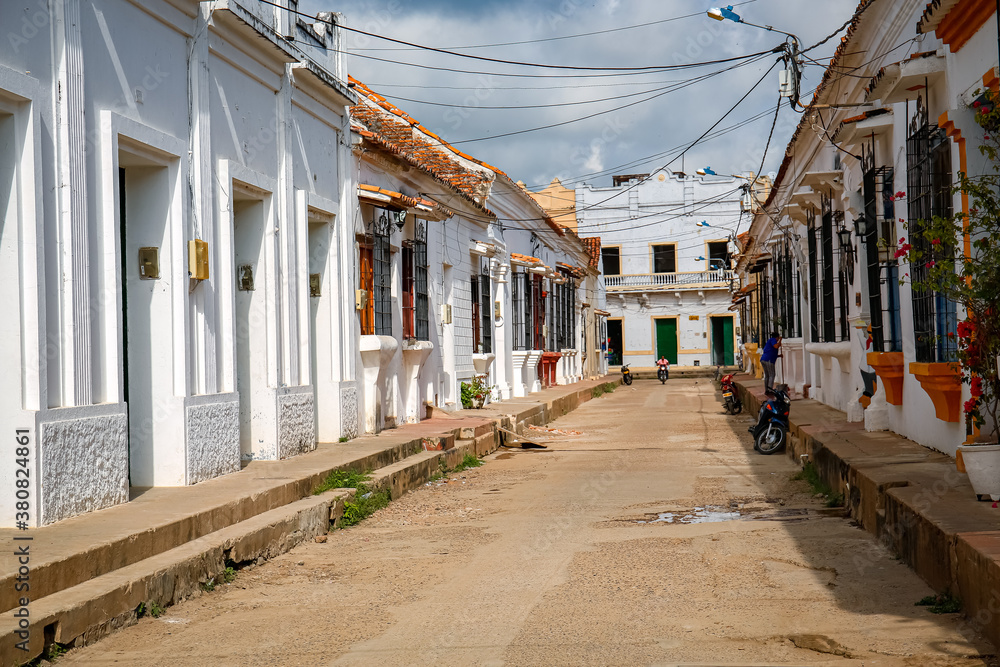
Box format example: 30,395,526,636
655,318,678,365
711,316,735,366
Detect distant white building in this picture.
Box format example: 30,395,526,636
576,171,749,368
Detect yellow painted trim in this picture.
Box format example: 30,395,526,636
601,244,623,276
708,313,736,364
626,349,655,356
650,316,680,363
648,241,677,274
681,348,711,354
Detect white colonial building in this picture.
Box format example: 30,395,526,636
735,0,997,454
576,170,749,369
0,1,606,528
348,79,603,433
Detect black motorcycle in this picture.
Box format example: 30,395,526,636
621,364,633,385
749,385,790,455
657,365,668,383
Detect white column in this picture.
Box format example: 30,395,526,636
51,0,91,406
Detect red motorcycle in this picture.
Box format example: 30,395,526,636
720,374,742,415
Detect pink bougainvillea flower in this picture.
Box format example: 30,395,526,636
958,320,974,339
965,397,979,414
948,332,955,339
925,260,936,268
894,248,907,259
894,191,906,199
899,237,906,244
974,100,982,108
971,377,984,398
931,238,941,245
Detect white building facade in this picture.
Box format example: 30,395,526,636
576,171,744,369
348,80,601,433
0,0,356,526
735,0,997,455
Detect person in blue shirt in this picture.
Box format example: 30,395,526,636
761,331,781,394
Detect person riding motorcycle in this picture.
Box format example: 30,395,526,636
656,356,670,381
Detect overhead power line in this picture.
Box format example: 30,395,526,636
354,0,759,51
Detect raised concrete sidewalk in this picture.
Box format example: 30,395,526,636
735,374,1000,649
1,376,619,663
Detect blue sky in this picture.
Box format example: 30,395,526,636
302,0,862,189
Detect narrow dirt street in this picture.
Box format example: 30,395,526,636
63,380,996,666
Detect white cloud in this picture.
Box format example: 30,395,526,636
303,0,863,188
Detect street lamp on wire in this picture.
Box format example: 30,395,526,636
708,5,803,110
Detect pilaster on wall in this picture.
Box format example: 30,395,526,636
51,0,92,407
188,4,217,396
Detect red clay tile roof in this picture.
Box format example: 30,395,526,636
350,77,497,216
580,237,601,270
511,253,542,264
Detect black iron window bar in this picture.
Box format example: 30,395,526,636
807,207,821,343
862,140,903,352
371,208,400,337
906,93,957,363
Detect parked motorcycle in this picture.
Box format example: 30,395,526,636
720,373,742,414
748,385,790,455
621,364,633,385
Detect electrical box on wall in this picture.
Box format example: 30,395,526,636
355,289,369,311
494,300,501,319
441,304,453,324
188,239,209,280
138,247,159,280
309,273,321,297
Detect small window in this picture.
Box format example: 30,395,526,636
601,248,621,276
652,244,676,273
708,241,730,271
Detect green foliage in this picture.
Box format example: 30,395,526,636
592,385,606,398
898,90,1000,439
792,462,843,507
916,593,962,614
222,566,237,584
338,436,350,443
460,374,494,409
46,643,68,661
149,601,164,618
313,469,372,496
341,487,390,527
451,453,483,473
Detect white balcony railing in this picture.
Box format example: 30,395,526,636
604,270,733,290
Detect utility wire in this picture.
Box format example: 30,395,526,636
257,0,771,72
354,1,759,51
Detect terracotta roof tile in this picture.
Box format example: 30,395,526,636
580,237,601,270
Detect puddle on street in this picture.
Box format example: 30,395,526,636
637,507,741,524
634,506,819,525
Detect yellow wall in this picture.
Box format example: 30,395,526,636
525,178,577,231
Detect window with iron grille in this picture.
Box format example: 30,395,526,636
820,193,837,342
862,151,903,352
358,241,374,336
533,275,546,350
547,282,557,350
512,271,529,351
413,221,429,341
402,244,415,339
775,242,800,338
471,274,480,352
906,98,957,362
807,208,820,342
478,259,492,354
372,210,392,337
835,209,851,342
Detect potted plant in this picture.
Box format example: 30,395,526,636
900,90,1000,497
460,374,494,409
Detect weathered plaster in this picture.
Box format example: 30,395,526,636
278,391,315,459
340,383,359,440
185,398,240,484
41,413,128,525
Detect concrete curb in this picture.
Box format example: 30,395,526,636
735,375,1000,650
2,377,619,664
